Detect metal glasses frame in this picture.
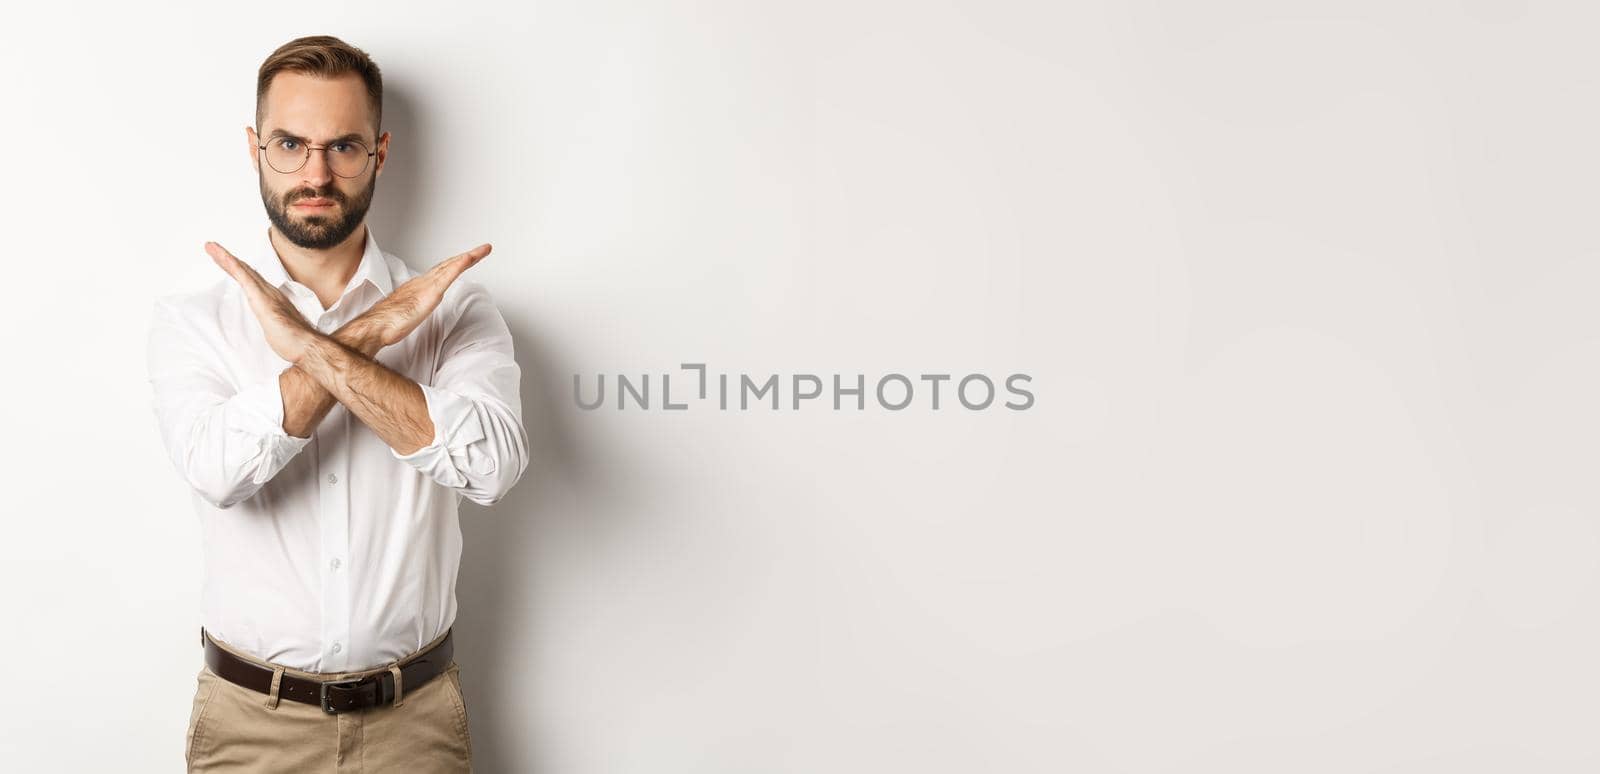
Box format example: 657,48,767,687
256,134,376,178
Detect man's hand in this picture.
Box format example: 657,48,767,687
355,243,492,348
205,241,317,364
206,240,491,365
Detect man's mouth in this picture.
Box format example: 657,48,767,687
292,197,337,210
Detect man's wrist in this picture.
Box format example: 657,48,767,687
332,318,385,358
289,328,332,368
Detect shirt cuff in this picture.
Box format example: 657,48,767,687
230,375,314,485
391,382,490,489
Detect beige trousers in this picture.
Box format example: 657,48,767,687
185,629,472,772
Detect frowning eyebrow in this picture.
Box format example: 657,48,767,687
266,128,369,144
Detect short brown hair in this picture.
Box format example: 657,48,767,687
256,35,383,136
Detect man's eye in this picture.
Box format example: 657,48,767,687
277,139,300,150
330,142,352,153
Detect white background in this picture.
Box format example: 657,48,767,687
2,1,1593,771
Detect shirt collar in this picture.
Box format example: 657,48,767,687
247,224,394,299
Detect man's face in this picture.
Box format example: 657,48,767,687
249,71,388,250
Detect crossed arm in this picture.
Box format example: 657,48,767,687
147,241,529,509
282,318,433,455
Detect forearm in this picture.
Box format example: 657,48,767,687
279,319,386,439
294,332,435,454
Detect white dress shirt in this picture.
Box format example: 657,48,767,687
145,224,530,672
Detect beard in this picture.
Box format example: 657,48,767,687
261,173,376,250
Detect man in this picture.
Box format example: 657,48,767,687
145,35,529,772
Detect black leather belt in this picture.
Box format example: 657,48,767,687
200,626,453,714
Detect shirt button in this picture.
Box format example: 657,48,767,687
331,641,342,654
328,473,338,484
330,557,341,571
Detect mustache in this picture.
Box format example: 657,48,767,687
285,188,345,205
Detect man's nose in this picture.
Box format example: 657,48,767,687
299,147,335,187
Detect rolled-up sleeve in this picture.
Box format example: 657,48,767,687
146,297,313,509
391,281,530,506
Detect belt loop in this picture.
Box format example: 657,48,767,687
264,666,285,710
388,664,405,708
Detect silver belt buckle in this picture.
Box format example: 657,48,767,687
320,678,366,714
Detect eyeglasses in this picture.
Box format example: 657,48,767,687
256,133,376,178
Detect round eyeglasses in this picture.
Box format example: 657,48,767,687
257,134,376,178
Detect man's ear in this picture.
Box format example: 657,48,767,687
374,130,390,178
245,125,260,174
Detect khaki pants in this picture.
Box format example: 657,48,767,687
185,630,473,772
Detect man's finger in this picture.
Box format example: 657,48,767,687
431,243,492,278
205,241,240,277
206,241,254,281
206,241,271,290
459,243,492,266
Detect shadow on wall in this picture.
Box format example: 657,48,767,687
366,84,429,255
368,82,634,772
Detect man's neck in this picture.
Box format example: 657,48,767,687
268,223,367,310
